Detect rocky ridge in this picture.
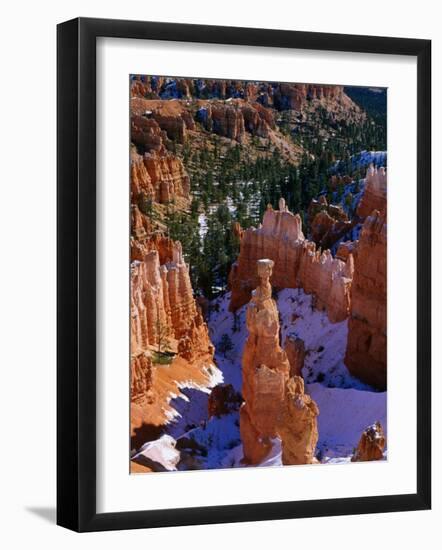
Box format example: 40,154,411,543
130,236,216,444
229,198,354,323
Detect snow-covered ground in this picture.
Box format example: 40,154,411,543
166,364,224,438
332,150,387,174
133,435,181,471
309,383,386,461
143,288,386,471
277,288,373,390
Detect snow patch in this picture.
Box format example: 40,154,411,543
133,434,180,471
309,383,387,461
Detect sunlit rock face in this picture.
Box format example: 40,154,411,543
130,236,215,436
130,101,191,207
356,165,387,219
277,376,319,465
351,421,386,462
240,259,290,464
131,353,153,406
345,210,387,390
131,239,213,361
131,147,190,206
229,199,353,323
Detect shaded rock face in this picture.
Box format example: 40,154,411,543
356,166,387,219
206,102,246,142
240,259,291,464
277,376,319,465
335,240,356,262
274,83,346,110
229,199,354,322
196,100,276,142
308,196,353,250
208,384,242,418
351,421,386,462
284,335,306,378
131,114,169,153
345,210,387,389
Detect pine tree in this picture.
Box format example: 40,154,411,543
218,333,233,357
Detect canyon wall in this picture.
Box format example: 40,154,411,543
130,236,215,435
131,100,191,208
130,95,220,447
356,165,387,219
195,100,276,142
131,77,362,121
345,210,387,389
131,238,213,361
131,149,190,206
229,199,354,323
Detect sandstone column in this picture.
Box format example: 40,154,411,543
277,376,319,465
240,259,291,464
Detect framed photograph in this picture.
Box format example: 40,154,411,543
57,17,431,532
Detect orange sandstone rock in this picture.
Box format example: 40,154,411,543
131,240,213,361
240,259,291,464
130,237,216,440
229,199,353,322
345,210,387,389
284,335,306,378
131,149,190,206
356,165,387,219
131,353,153,405
351,421,386,462
277,376,319,465
335,240,356,262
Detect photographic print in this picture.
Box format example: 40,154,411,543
129,76,387,473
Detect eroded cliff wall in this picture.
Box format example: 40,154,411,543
345,210,387,389
229,199,354,323
130,236,216,439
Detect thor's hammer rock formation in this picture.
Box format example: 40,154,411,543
240,259,291,464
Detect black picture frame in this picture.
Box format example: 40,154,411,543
57,17,431,532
